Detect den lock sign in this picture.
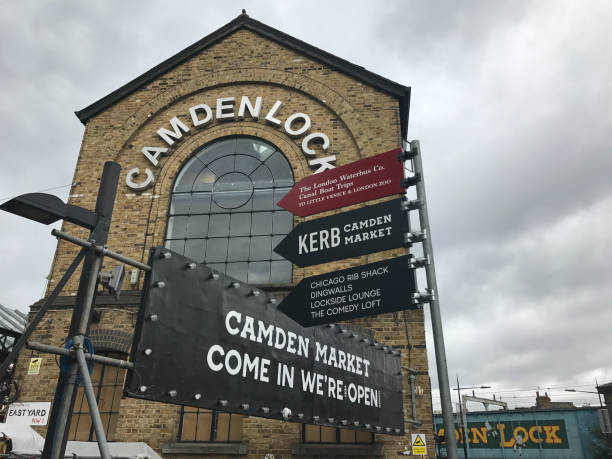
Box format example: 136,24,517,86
127,148,417,434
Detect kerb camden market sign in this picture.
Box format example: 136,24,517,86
126,247,404,435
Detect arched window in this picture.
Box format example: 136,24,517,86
165,137,293,284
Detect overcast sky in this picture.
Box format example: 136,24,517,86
1,1,611,411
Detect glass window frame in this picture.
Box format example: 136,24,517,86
177,407,243,443
302,424,374,444
67,351,127,442
165,136,294,285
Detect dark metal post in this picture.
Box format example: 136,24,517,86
596,377,604,408
456,376,469,459
409,140,458,459
42,162,120,459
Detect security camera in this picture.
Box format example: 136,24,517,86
281,407,292,420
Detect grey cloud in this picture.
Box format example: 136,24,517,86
2,0,612,411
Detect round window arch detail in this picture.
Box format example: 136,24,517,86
165,137,294,285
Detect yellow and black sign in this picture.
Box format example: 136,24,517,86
412,433,427,455
28,357,42,375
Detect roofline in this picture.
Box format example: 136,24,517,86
433,406,601,416
75,14,411,138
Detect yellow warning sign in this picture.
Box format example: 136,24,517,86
411,433,427,455
28,357,42,375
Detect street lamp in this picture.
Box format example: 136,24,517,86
0,192,96,228
454,377,491,459
564,388,603,407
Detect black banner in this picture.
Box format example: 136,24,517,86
126,247,404,435
274,198,408,267
278,256,417,327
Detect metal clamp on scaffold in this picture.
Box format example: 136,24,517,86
397,146,418,161
404,229,428,245
400,173,421,189
402,198,423,211
410,255,430,269
412,290,435,305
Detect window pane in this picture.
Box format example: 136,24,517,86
266,152,294,187
228,237,250,262
174,157,205,192
274,188,291,210
236,138,275,161
76,414,92,440
170,194,191,215
193,167,216,192
107,414,119,441
252,212,272,235
271,261,292,283
271,236,285,260
252,189,274,210
167,216,188,239
229,415,243,441
102,364,119,382
250,236,271,260
304,425,321,442
226,262,248,282
229,213,251,236
215,413,231,442
74,386,86,413
356,430,373,443
185,239,206,263
187,215,209,238
197,138,235,165
209,214,230,237
207,263,226,274
165,239,185,255
321,426,336,443
191,192,212,214
205,238,228,262
248,261,270,284
250,165,274,189
195,411,213,441
207,155,235,176
340,429,356,443
98,386,115,411
212,189,253,211
94,413,111,441
68,413,78,439
273,212,293,234
180,413,198,441
234,154,261,175
111,387,122,412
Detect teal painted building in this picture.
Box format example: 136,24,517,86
434,407,611,458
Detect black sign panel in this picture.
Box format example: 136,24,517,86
274,198,408,267
278,256,417,327
126,247,404,435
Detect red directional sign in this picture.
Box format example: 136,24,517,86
277,148,405,217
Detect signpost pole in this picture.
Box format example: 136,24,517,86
409,140,458,459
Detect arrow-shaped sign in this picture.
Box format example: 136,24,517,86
274,198,408,267
277,148,405,217
278,255,417,327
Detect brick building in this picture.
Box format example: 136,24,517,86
15,13,435,458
